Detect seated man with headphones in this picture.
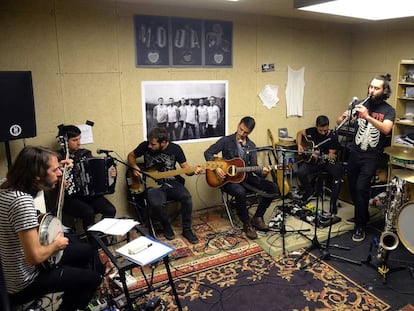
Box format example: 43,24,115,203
127,127,202,244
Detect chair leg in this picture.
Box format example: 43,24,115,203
221,191,236,228
147,212,157,238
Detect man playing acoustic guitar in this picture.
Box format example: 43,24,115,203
204,116,279,240
127,127,202,244
296,115,343,214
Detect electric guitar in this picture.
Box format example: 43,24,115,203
127,166,202,194
127,163,223,194
300,135,336,164
205,157,283,188
267,129,290,196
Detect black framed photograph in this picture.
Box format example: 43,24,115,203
142,80,228,143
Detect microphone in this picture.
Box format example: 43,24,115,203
349,96,359,109
238,139,250,155
96,148,113,154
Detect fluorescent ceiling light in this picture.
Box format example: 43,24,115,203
294,0,414,21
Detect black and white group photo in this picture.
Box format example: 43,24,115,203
142,80,228,142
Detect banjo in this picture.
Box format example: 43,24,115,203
38,135,68,268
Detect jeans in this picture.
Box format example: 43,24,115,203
64,196,116,231
147,180,193,231
347,151,380,228
296,161,343,210
222,174,278,224
9,237,102,311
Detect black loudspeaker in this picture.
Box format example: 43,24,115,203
0,71,36,142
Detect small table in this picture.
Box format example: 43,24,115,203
91,229,183,310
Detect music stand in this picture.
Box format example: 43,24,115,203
268,147,310,256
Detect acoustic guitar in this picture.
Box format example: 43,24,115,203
205,157,282,188
267,129,290,196
300,135,336,164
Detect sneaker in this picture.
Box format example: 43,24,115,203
243,222,258,240
163,226,175,240
346,217,355,225
251,216,269,231
182,229,199,244
352,227,365,242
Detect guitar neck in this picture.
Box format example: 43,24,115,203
56,141,69,221
147,166,198,179
236,165,265,173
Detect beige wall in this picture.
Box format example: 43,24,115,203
1,0,414,217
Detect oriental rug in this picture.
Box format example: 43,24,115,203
100,207,390,310
125,250,391,310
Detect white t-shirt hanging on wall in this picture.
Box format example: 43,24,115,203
285,66,305,117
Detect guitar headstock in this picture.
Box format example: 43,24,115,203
267,129,275,146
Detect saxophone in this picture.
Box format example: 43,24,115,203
377,177,405,264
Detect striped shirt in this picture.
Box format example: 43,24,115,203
0,189,39,293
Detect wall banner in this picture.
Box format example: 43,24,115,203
134,15,232,68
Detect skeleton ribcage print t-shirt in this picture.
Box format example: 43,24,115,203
351,99,395,156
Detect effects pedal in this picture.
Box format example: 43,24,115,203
113,294,127,309
109,271,137,289
87,297,108,311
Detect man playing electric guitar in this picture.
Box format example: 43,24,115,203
204,116,279,240
127,127,202,244
296,115,343,214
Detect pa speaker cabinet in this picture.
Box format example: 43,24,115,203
0,71,37,142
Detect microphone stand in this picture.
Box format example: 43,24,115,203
268,147,310,256
104,152,168,189
294,136,361,269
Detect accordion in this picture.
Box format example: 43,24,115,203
66,157,117,197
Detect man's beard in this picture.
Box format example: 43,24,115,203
369,94,386,105
149,148,161,155
40,178,58,191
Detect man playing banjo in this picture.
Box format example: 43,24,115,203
0,146,102,310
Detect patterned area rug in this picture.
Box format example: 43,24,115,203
101,207,390,310
123,250,391,310
102,207,263,291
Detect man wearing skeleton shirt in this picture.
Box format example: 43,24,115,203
337,74,395,242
